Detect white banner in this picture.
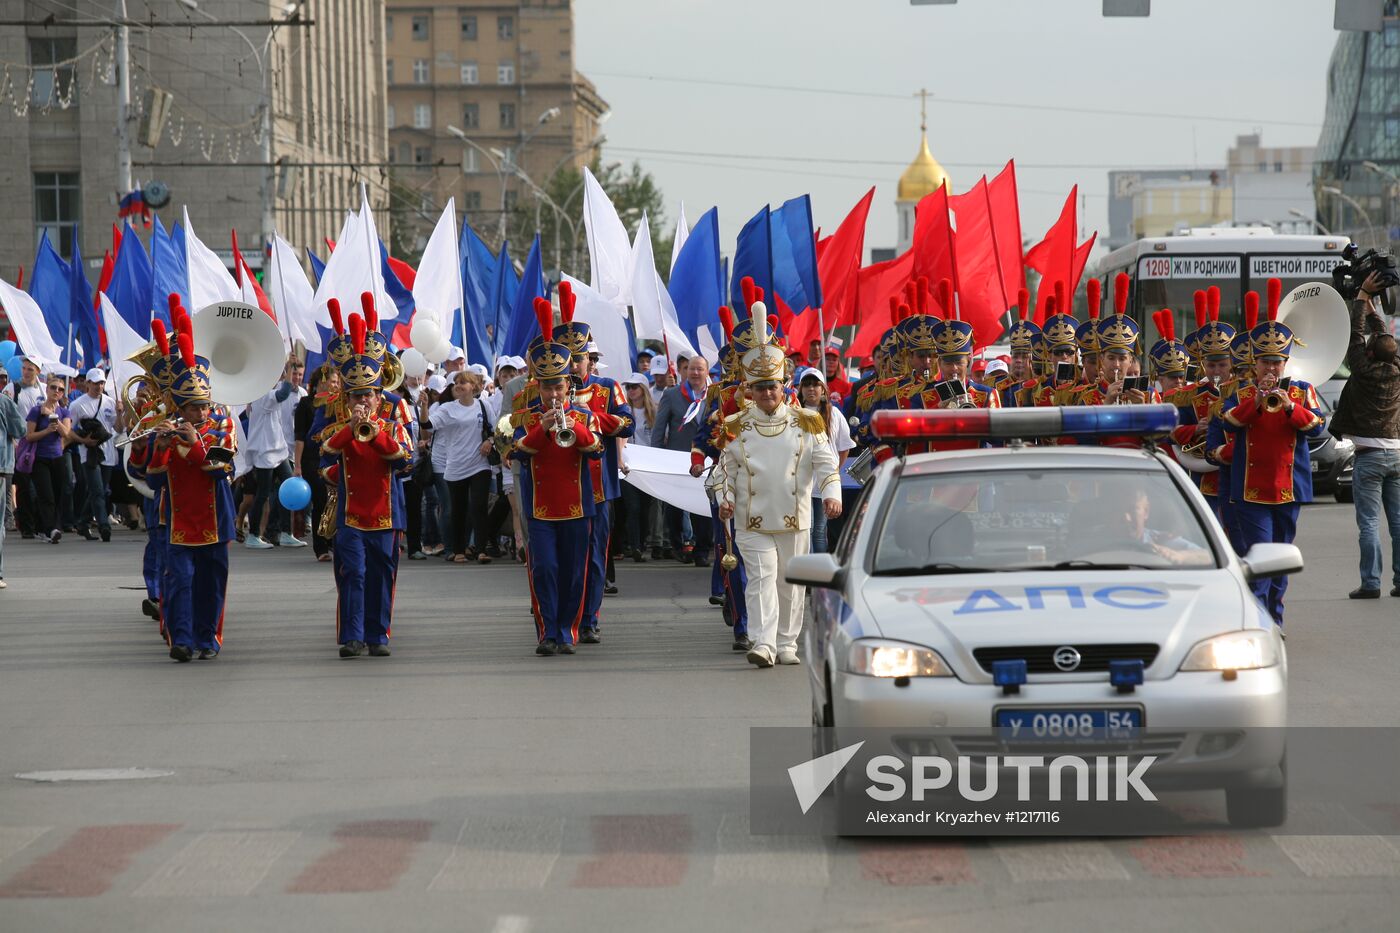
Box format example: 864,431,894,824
621,444,711,517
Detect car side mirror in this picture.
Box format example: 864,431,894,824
785,552,846,590
1241,543,1304,581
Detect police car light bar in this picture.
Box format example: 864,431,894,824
870,405,1179,441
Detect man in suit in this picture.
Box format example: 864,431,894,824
654,353,713,566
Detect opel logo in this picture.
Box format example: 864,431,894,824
1052,646,1082,672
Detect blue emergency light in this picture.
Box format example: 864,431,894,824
871,405,1179,442
993,659,1027,696
1109,659,1145,693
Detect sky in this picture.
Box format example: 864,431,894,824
573,0,1338,264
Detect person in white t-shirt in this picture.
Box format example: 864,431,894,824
244,361,304,549
430,370,498,563
798,367,855,553
66,368,118,541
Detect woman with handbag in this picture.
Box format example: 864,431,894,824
24,380,73,544
429,370,498,563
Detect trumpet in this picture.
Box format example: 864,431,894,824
354,420,379,442
549,400,576,448
1259,376,1290,413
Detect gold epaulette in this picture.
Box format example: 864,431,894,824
721,409,745,442
794,408,826,435
704,384,724,407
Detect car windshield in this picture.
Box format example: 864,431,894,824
872,468,1218,574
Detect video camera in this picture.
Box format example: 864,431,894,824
1332,242,1399,301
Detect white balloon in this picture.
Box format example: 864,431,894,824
399,348,429,378
421,338,451,365
410,316,443,351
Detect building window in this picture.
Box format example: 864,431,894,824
500,102,516,129
33,172,80,257
1387,118,1400,139
385,15,393,39
29,38,78,108
1273,161,1283,172
386,59,394,83
504,190,517,211
464,191,482,211
498,16,514,39
386,103,396,127
413,104,431,129
413,59,429,84
460,61,478,84
411,15,429,40
414,146,431,165
461,15,477,39
462,148,479,173
498,60,515,84
461,102,479,129
398,142,412,163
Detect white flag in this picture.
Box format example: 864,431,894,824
412,198,462,337
98,292,145,395
582,166,634,308
561,273,631,382
312,189,395,329
183,207,239,311
670,201,689,274
0,277,76,376
629,212,695,366
267,235,320,353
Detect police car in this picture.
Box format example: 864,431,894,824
786,406,1298,828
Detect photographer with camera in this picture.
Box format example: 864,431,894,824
1330,270,1400,598
67,368,117,542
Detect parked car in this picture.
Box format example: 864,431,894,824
1308,393,1354,502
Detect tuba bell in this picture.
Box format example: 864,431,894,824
189,300,289,406
1275,281,1350,388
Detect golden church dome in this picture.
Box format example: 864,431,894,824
897,133,951,202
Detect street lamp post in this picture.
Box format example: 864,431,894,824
1288,208,1332,235
1322,185,1380,248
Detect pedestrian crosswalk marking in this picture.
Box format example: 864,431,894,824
429,816,564,891
134,831,300,897
993,840,1132,882
1272,835,1400,878
713,814,829,885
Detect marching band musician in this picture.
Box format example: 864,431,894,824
1147,310,1192,400
1032,296,1083,411
320,312,415,659
511,297,604,657
1074,278,1101,388
1207,291,1263,553
997,288,1041,407
714,306,840,669
1171,290,1236,511
1080,275,1149,406
1219,278,1325,628
128,315,178,630
552,282,633,643
144,310,237,663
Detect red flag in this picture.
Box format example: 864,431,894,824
1024,187,1084,323
849,249,914,358
987,160,1025,311
948,177,1008,350
230,229,277,323
786,187,874,351
386,255,417,290
1072,233,1098,297
912,185,956,313
95,250,115,355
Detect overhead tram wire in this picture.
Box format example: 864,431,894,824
587,70,1322,130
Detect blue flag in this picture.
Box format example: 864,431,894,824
770,194,823,314
729,206,773,316
106,221,154,339
502,235,547,359
150,215,188,328
377,239,415,341
303,249,336,376
669,207,724,353
459,223,496,367
489,240,520,356
29,230,76,366
68,226,100,369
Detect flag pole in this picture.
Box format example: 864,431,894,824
450,198,468,360
270,235,296,358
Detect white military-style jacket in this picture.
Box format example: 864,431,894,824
713,402,840,535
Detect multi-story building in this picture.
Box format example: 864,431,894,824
385,0,608,257
1314,5,1400,251
0,0,387,280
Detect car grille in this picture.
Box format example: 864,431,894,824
947,733,1186,760
972,643,1159,674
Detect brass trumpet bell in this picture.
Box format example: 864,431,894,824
1263,391,1288,413
354,420,378,442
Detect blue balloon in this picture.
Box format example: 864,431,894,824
278,476,312,512
3,356,21,383
0,340,15,364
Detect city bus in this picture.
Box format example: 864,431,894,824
1093,227,1350,341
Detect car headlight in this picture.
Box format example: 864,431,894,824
1334,437,1354,452
846,639,954,678
1179,630,1280,671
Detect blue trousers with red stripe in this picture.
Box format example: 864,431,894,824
1234,501,1300,626
334,528,398,646
143,520,165,603
581,501,612,634
529,517,589,646
164,543,228,651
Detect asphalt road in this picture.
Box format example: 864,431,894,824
0,497,1398,933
